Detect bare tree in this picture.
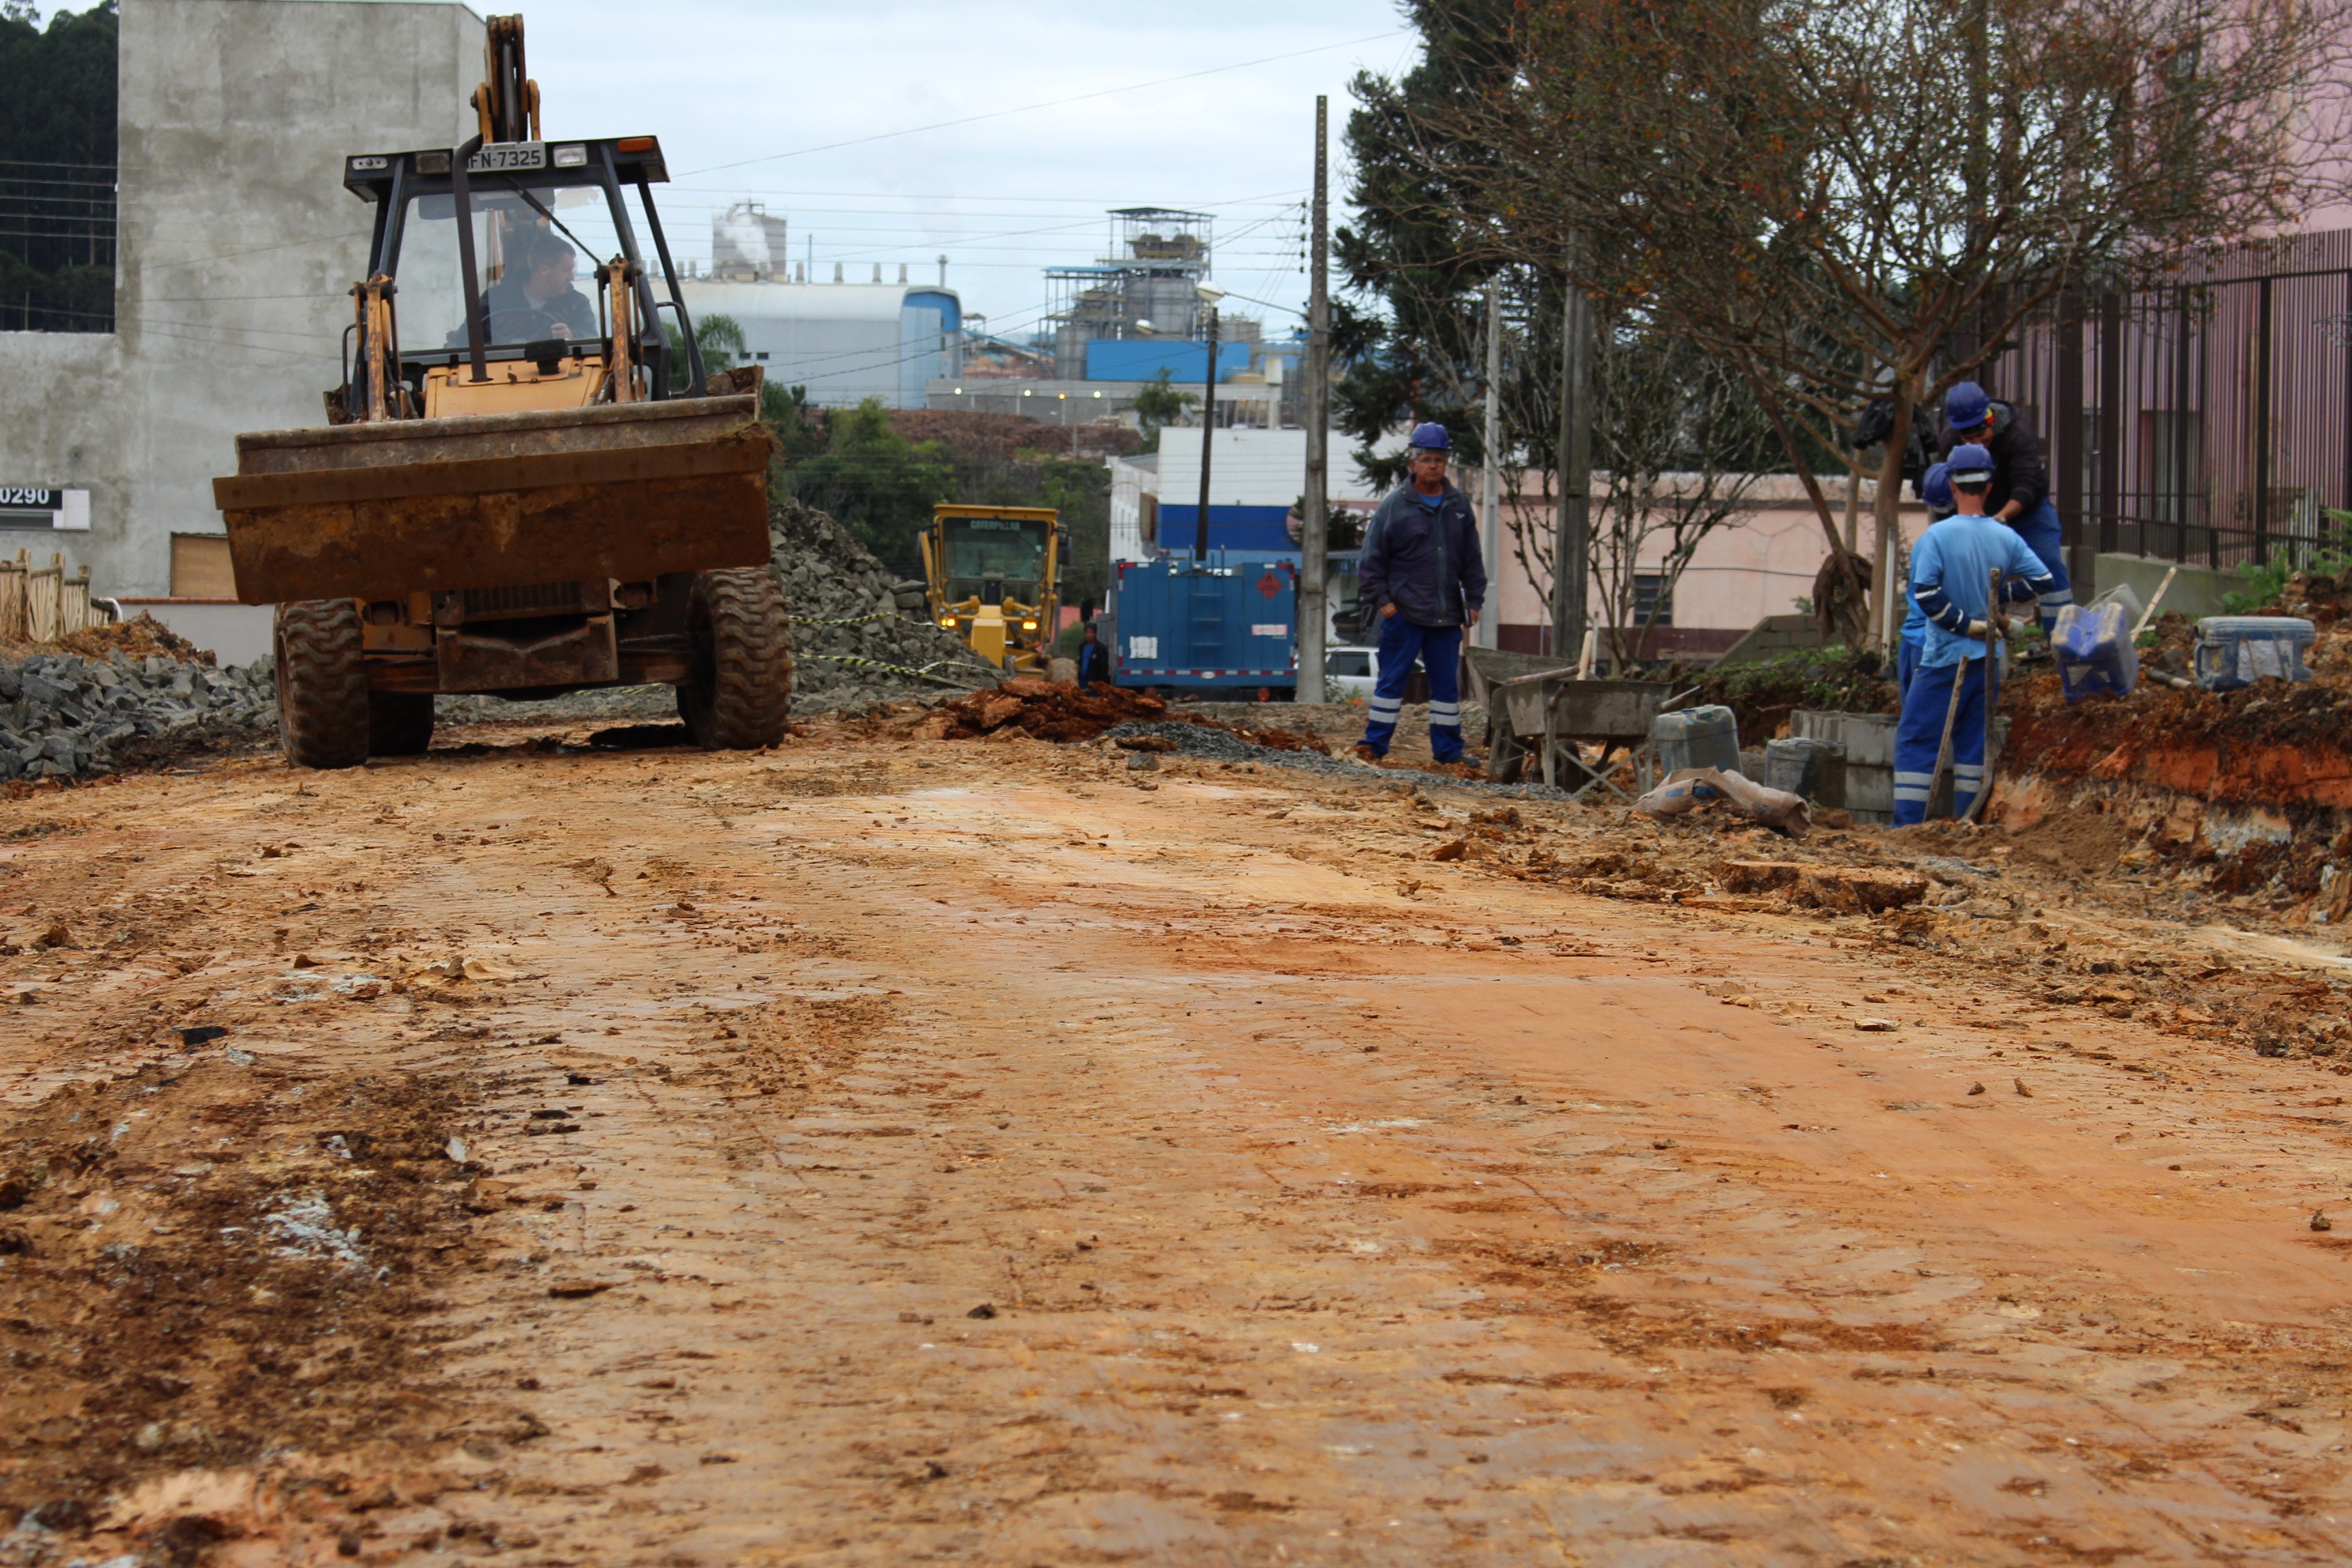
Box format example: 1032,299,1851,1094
1419,0,2352,641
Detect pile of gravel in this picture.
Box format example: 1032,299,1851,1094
0,651,275,779
1099,719,1576,802
767,497,998,710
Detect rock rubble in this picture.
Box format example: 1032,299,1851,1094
0,648,275,780
767,496,998,710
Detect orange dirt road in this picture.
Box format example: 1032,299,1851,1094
4,728,2351,1566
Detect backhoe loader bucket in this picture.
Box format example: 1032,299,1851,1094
212,393,773,605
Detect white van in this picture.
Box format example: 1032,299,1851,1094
1321,645,1377,700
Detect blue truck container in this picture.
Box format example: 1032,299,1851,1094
1113,553,1298,693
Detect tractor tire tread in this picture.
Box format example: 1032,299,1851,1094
275,599,372,770
681,567,793,749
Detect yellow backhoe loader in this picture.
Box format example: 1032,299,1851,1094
212,15,790,767
919,504,1066,672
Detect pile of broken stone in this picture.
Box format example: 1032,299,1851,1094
0,651,274,780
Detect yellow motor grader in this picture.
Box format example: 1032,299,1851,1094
212,15,789,766
919,504,1066,672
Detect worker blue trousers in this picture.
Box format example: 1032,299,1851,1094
1359,615,1464,763
1894,655,1996,824
1896,633,1923,703
2009,498,2073,630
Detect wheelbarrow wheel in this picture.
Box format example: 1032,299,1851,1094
1487,708,1524,783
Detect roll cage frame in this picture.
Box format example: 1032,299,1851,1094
340,135,704,409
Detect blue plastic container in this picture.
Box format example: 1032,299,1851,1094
2193,616,2315,691
1652,704,1741,775
2051,600,2138,702
1112,553,1298,691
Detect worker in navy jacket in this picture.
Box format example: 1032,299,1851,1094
1355,423,1487,764
1075,621,1111,687
1935,382,2072,630
1893,443,2056,824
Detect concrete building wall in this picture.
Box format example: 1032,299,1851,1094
0,0,482,604
1484,474,1931,657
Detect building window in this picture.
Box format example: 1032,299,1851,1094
1633,572,1673,627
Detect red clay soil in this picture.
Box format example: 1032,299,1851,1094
2002,574,2352,811
917,680,1330,752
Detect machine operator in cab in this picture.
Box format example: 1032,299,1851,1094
483,233,596,344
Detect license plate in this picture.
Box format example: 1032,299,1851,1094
468,142,547,173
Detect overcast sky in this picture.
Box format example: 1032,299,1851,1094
491,0,1411,339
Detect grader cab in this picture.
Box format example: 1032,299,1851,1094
212,14,790,766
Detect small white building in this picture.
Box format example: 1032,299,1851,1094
680,278,962,409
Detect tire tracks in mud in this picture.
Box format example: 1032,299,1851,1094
0,736,2349,1564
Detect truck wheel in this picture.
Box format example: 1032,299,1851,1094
274,599,371,769
1487,708,1524,783
369,691,435,756
678,567,793,749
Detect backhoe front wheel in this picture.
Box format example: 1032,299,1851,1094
274,599,372,769
677,568,793,749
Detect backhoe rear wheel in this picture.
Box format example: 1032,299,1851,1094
274,599,371,769
368,691,436,757
677,567,793,749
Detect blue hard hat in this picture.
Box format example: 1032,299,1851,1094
1408,421,1452,452
1945,382,1991,431
1921,460,1953,511
1948,442,1995,484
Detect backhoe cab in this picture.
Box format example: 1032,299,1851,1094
921,505,1067,672
212,14,791,768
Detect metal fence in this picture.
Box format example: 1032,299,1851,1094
0,158,116,333
1982,229,2352,576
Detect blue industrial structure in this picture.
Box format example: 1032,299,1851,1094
1084,338,1250,385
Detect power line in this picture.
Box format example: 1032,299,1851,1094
681,29,1405,177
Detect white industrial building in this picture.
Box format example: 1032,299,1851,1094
681,275,963,410
0,0,483,662
1109,428,1396,561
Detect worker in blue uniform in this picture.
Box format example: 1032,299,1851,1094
1355,423,1487,765
1893,444,2057,825
1936,381,2073,631
1895,460,1956,702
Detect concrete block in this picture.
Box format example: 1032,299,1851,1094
2092,553,2240,621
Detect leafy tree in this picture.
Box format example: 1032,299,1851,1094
762,382,828,468
1339,0,1776,656
1,1,117,331
1129,368,1195,452
781,397,956,575
1416,0,2352,633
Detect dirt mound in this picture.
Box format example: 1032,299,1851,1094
49,613,216,667
920,679,1167,742
915,680,1338,751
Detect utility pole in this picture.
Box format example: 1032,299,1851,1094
1550,267,1592,664
1194,298,1221,561
1297,96,1331,702
1477,277,1501,651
